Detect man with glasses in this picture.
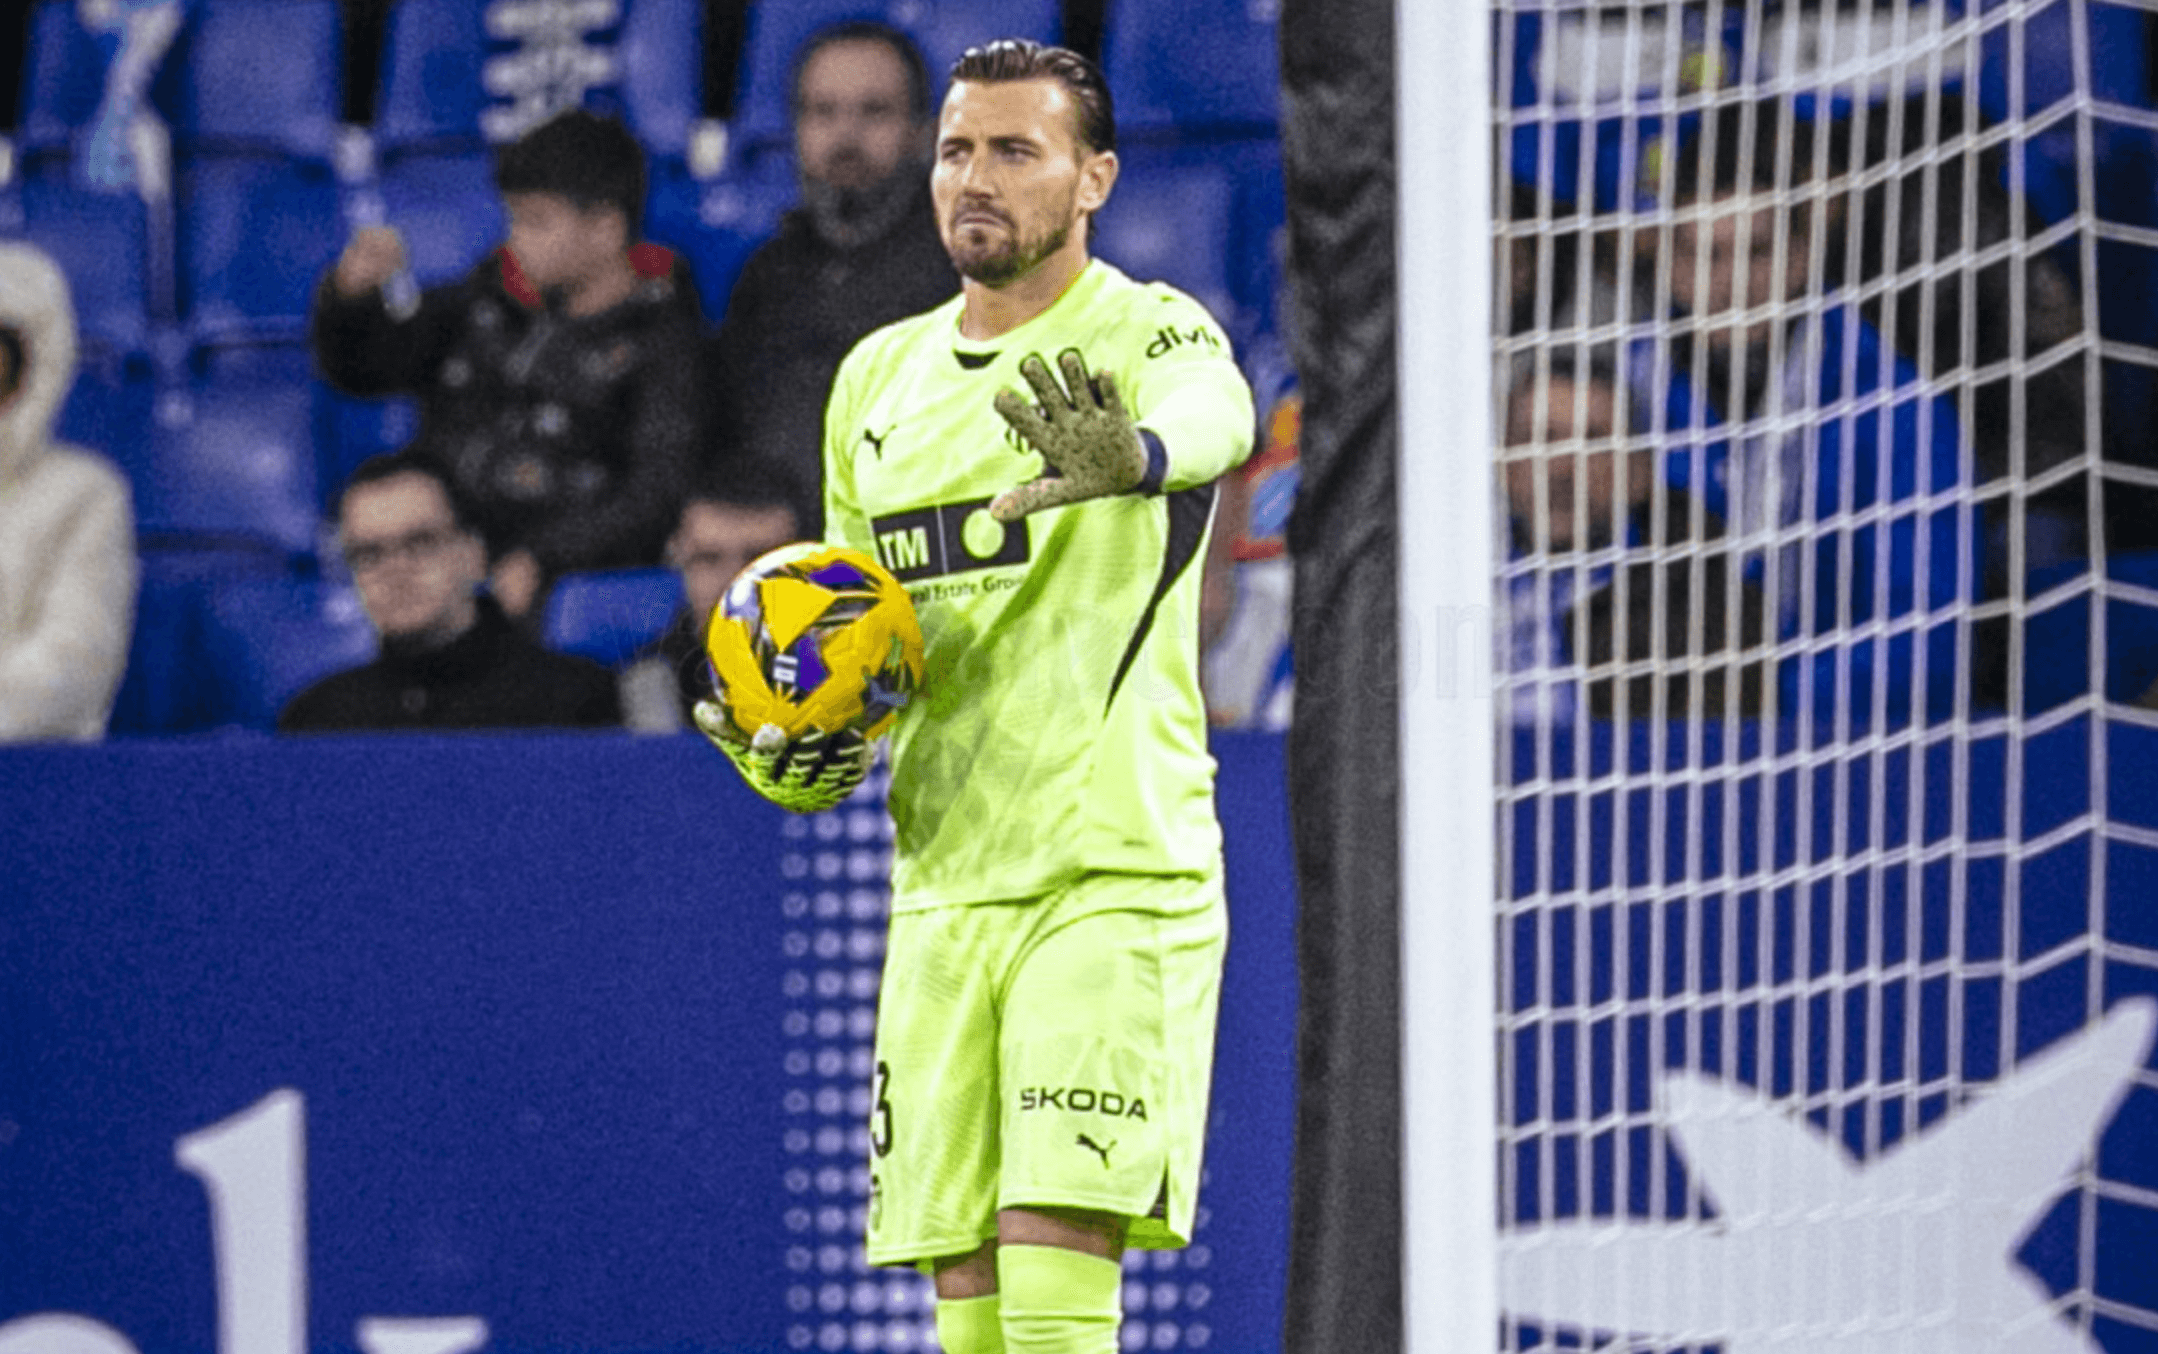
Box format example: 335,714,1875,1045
278,451,620,732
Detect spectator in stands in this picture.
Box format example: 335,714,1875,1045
620,464,803,733
279,451,620,732
1500,350,1766,722
0,242,137,742
312,108,702,622
1638,99,1970,723
701,21,959,534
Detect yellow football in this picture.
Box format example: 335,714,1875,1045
703,542,925,742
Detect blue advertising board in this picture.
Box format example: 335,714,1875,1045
0,733,1297,1354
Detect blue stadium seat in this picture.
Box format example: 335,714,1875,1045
191,335,317,388
202,576,378,729
54,350,157,465
109,539,293,736
378,0,696,157
375,0,648,152
1221,137,1286,338
126,371,322,555
193,338,334,455
375,0,494,152
1096,138,1283,347
617,0,705,160
18,0,113,157
1093,151,1240,337
171,0,343,158
643,159,795,320
730,0,1060,151
1103,0,1278,137
180,155,345,341
186,340,370,516
16,177,153,355
376,152,507,285
544,568,685,668
316,389,420,511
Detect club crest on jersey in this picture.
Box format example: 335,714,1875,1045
1019,1086,1149,1120
870,498,1030,582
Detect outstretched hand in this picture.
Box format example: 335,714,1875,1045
989,349,1149,523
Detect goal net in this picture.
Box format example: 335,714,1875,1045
1486,1,2158,1348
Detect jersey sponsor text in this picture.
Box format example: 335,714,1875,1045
1018,1086,1149,1120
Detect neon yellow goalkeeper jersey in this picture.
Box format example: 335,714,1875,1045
822,259,1255,913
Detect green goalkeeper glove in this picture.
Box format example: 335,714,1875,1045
989,349,1166,522
693,700,872,814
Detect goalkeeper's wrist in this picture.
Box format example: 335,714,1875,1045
1136,429,1169,495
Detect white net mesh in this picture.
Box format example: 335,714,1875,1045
1488,2,2158,1349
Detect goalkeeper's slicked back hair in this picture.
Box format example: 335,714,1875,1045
949,39,1116,156
493,107,647,237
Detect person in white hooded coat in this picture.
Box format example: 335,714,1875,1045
0,241,136,741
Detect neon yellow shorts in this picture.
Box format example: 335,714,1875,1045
864,870,1227,1268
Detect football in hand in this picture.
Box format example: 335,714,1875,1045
702,543,925,743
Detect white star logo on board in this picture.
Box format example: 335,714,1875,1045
1501,999,2156,1352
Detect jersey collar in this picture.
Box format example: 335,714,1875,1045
947,258,1114,369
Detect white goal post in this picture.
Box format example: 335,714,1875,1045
1397,0,1501,1347
1403,1,2158,1351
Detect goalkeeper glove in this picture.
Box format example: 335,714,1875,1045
693,700,871,814
989,349,1164,522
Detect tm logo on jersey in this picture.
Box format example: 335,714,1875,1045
1018,1086,1149,1120
871,498,1029,582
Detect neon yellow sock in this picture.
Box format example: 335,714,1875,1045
933,1292,1004,1354
995,1244,1123,1354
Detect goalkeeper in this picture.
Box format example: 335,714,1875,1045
699,38,1253,1354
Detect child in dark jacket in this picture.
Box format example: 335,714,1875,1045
313,109,703,621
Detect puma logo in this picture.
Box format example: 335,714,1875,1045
861,424,896,458
1077,1133,1116,1168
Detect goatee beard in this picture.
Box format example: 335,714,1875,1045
954,220,1071,288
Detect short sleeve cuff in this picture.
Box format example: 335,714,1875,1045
1137,429,1169,496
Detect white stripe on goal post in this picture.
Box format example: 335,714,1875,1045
1397,1,1499,1351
